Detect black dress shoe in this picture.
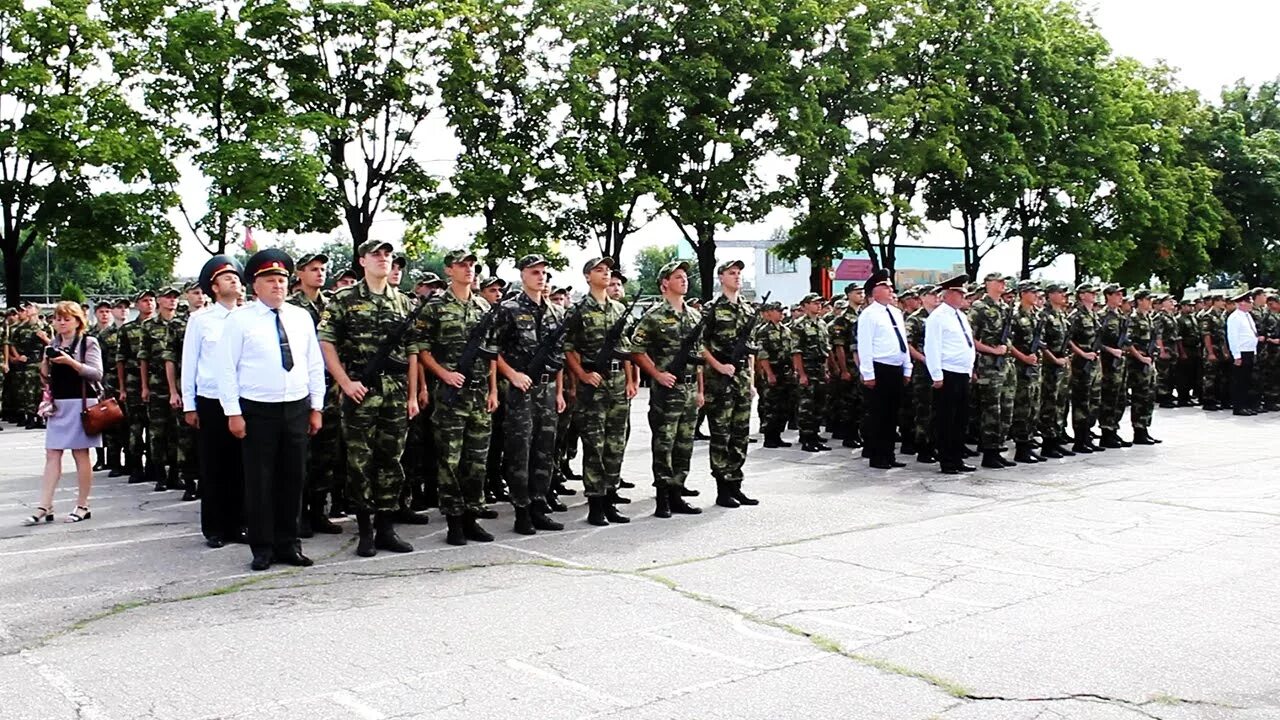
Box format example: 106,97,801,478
205,536,225,549
869,460,906,469
276,550,314,567
250,553,272,571
916,452,937,464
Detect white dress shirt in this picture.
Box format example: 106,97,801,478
181,302,235,411
1226,308,1259,357
857,300,912,380
924,304,977,382
216,300,326,417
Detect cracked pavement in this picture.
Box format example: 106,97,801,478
1,394,1277,720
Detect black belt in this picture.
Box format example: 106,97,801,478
672,372,697,385
584,360,621,373
530,372,553,385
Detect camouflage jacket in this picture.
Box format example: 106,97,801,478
968,296,1009,373
1128,310,1156,361
904,307,928,354
701,293,756,364
1197,309,1226,353
288,290,327,329
1040,306,1070,358
630,299,701,375
492,291,566,375
1009,305,1041,357
411,289,494,379
753,321,792,375
116,317,149,373
829,307,859,355
1098,307,1128,351
1154,311,1179,354
160,313,187,372
1067,304,1101,358
319,281,415,376
790,316,829,368
563,291,628,371
1177,312,1200,355
137,313,176,393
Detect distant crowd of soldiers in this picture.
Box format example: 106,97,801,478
9,247,1276,555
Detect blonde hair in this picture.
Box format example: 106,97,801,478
53,301,87,335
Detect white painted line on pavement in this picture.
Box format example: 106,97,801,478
328,690,386,720
506,658,630,707
647,633,766,669
21,650,112,720
0,532,203,557
729,613,809,645
493,542,586,568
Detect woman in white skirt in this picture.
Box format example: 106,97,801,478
25,301,104,525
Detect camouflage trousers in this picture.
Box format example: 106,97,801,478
704,367,752,483
756,373,793,435
1010,364,1042,443
503,382,557,508
1176,354,1200,401
911,371,934,449
1127,359,1157,429
18,364,41,416
648,381,697,489
972,360,1014,450
796,364,827,437
341,376,408,514
1155,355,1177,402
486,387,506,488
1070,358,1102,432
146,392,177,469
1037,362,1070,441
433,383,492,516
123,372,146,461
1202,356,1230,406
1259,347,1280,405
832,377,861,439
574,376,628,498
305,386,342,495
1098,358,1129,431
555,395,580,472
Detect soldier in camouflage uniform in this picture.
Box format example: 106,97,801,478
404,272,446,511
1009,281,1045,463
288,252,344,536
969,273,1016,469
1262,294,1280,411
791,293,832,453
478,276,511,506
1174,299,1200,406
87,301,115,469
904,285,939,463
117,290,156,482
99,299,129,475
1125,290,1161,444
629,260,704,518
139,287,181,491
14,304,49,429
414,249,499,544
0,310,10,427
700,259,759,508
491,255,568,534
319,239,421,558
1153,295,1180,409
1199,294,1229,410
828,285,863,448
549,286,579,510
564,256,636,526
1066,283,1105,454
1036,283,1075,458
754,301,793,448
162,285,202,500
1096,284,1132,448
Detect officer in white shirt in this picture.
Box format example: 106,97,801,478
217,249,327,571
182,255,245,548
1226,291,1261,415
857,269,912,469
925,275,977,474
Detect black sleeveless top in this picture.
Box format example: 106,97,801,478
49,336,87,400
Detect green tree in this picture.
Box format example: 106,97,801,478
59,280,85,304
633,244,701,298
0,0,177,305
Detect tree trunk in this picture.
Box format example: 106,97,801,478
809,255,826,294
694,234,717,302
1019,234,1032,280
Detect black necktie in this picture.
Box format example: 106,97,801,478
272,308,294,371
955,308,973,347
886,306,906,353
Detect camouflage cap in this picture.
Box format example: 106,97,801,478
1016,280,1041,294
582,256,614,274
479,276,506,290
611,268,628,283
296,252,329,269
133,289,157,301
897,288,918,300
94,299,112,310
1268,293,1280,303
415,271,446,288
1002,275,1017,285
799,292,823,304
761,300,784,312
357,239,395,257
1044,282,1069,294
1102,283,1125,296
1075,282,1098,295
915,284,938,295
158,285,182,297
658,260,691,280
516,254,549,270
183,280,201,293
982,272,1005,283
716,259,745,274
335,267,357,281
1179,298,1194,306
443,248,478,265
549,286,568,297
844,283,864,296
392,254,408,269
1133,288,1153,301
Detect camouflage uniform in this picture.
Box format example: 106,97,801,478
412,290,495,516
1199,308,1229,407
318,282,414,513
1176,309,1200,404
564,293,629,498
160,312,199,484
116,316,149,468
1259,306,1280,409
139,313,177,477
1097,306,1129,433
289,290,341,501
968,296,1014,451
14,320,45,419
791,316,829,441
905,307,933,452
1037,305,1072,444
1126,309,1158,431
1009,304,1042,444
701,294,755,488
1067,303,1103,438
492,292,563,508
754,320,793,438
1153,309,1180,406
90,322,124,468
631,300,702,490
828,306,861,443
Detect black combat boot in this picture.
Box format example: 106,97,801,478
546,491,568,513
108,448,127,476
462,512,494,542
1039,443,1063,459
1132,428,1160,445
373,512,414,553
127,454,146,484
445,514,467,546
900,439,917,456
299,500,315,539
166,465,182,491
513,506,536,535
530,500,564,531
763,433,786,448
559,459,582,481
310,495,343,534
916,444,937,464
680,486,700,497
150,463,166,492
356,513,377,557
800,435,821,452
981,450,1006,469
392,507,431,524
181,478,199,501
603,498,630,524
1013,443,1038,464
654,487,672,518
92,448,106,472
731,481,759,506
619,479,636,489
586,496,610,526
842,435,862,449
715,481,740,508
1100,430,1124,449
669,487,703,515
607,488,631,505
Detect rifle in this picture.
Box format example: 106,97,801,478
438,305,500,408
344,298,428,410
1023,314,1045,378
1112,316,1131,370
662,317,706,377
712,291,771,397
994,307,1014,370
577,293,642,398
520,304,583,382
1083,312,1105,370
1144,324,1160,375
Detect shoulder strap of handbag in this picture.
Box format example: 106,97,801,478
77,335,89,413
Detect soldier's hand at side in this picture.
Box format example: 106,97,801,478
407,399,420,421
655,371,676,388
903,375,911,385
418,387,429,407
765,372,776,386
118,388,127,402
485,390,499,413
1057,356,1068,367
169,394,182,410
511,372,533,392
1083,351,1097,362
798,373,808,387
342,380,368,404
840,370,852,382
696,390,705,408
1235,358,1243,366
932,380,943,390
308,410,322,436
441,370,466,388
555,393,566,413
140,386,150,402
863,378,876,389
580,371,602,387
184,411,199,429
227,415,246,439
625,381,638,400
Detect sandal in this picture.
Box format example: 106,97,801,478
65,506,91,523
25,506,54,525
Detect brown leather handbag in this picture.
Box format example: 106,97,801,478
78,337,124,436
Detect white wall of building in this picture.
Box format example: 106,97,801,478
753,247,811,306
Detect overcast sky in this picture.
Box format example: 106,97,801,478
171,0,1280,283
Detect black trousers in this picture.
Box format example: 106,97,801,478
196,396,244,541
1232,352,1255,412
934,371,970,468
240,398,310,555
864,362,906,463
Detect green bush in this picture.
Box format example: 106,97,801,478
59,281,86,304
